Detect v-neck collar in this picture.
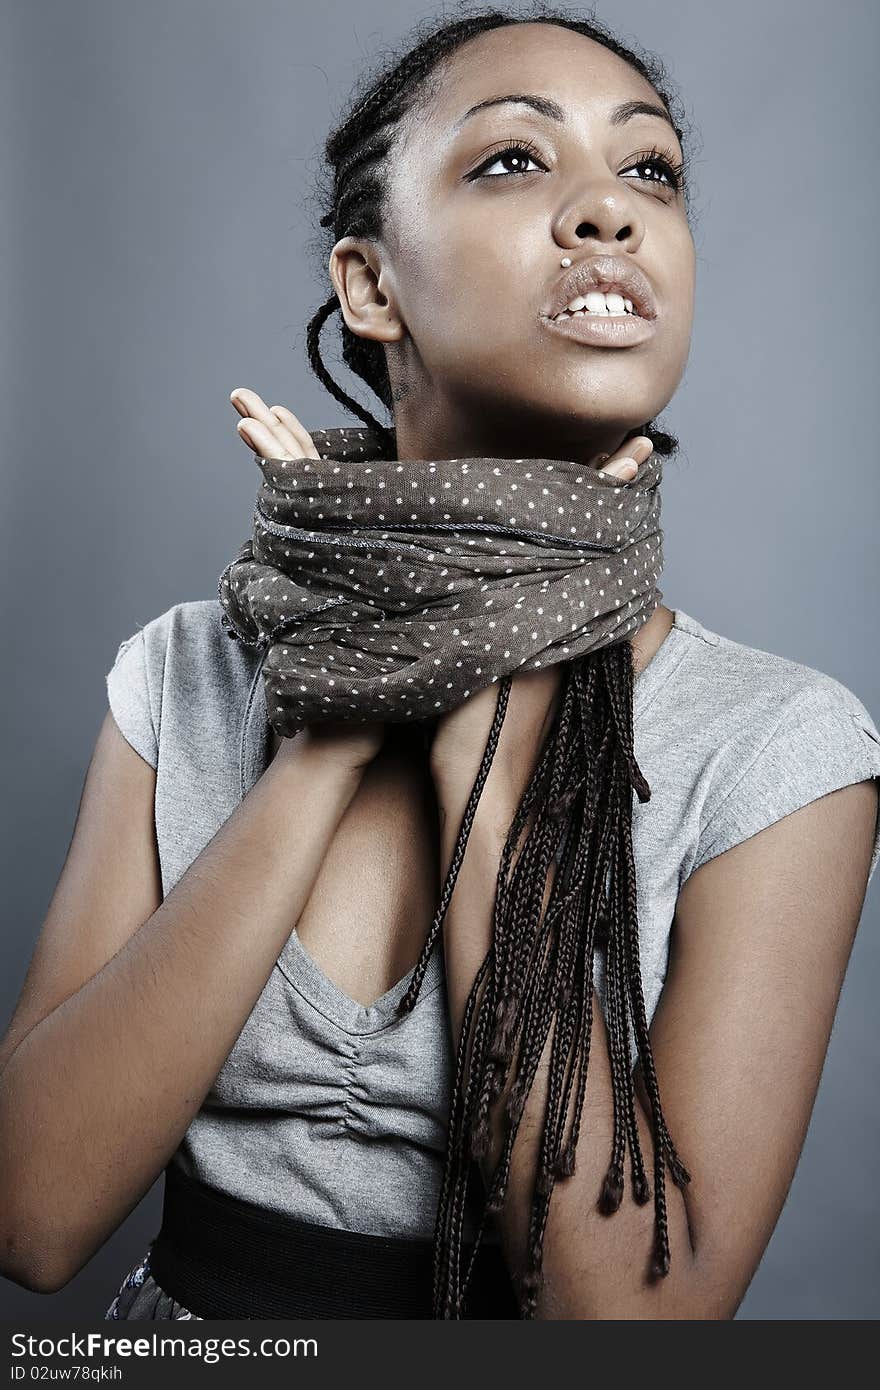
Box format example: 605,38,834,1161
275,925,444,1036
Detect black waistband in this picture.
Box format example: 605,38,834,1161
148,1163,520,1319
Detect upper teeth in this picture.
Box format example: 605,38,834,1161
552,291,637,319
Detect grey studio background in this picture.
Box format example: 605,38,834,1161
1,0,878,1321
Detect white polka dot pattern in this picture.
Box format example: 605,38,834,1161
217,426,665,737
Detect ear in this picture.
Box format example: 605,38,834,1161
328,238,405,346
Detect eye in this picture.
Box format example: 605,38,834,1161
465,138,687,193
620,147,686,192
467,139,547,181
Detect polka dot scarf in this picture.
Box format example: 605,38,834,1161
217,424,665,729
217,424,691,1317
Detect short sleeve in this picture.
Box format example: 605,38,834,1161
691,692,880,884
106,627,159,769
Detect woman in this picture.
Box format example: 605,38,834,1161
1,7,878,1321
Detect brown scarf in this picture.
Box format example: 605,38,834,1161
218,424,690,1317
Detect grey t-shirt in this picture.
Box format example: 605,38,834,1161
105,599,880,1246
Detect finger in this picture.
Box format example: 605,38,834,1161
226,383,275,419
602,457,638,480
229,388,274,422
236,418,298,461
251,408,305,459
264,405,319,460
268,405,320,459
597,436,654,480
230,389,318,461
229,389,297,460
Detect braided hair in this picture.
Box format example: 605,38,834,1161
303,2,699,1318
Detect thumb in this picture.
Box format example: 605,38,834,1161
597,436,654,480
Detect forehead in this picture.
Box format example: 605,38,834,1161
409,23,660,136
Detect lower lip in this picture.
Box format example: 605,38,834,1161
540,310,657,346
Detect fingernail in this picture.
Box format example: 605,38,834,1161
632,436,654,461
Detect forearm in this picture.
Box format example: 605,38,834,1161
439,810,714,1319
0,744,362,1290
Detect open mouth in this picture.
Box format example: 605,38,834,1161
549,290,641,322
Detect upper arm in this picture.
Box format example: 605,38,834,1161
640,775,879,1313
0,710,163,1077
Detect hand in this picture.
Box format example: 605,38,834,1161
273,720,388,775
229,386,387,768
428,435,655,827
229,386,320,462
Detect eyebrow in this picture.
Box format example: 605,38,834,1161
452,92,680,138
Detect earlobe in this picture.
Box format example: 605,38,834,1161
328,238,405,345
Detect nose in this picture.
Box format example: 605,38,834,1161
554,185,645,255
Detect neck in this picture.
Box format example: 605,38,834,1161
390,400,641,470
631,603,676,677
376,409,672,675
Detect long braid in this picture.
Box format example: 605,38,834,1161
471,690,579,1147
396,642,692,1317
299,3,698,1318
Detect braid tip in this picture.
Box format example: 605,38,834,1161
554,1145,576,1179
494,994,517,1034
668,1155,692,1189
632,1170,651,1204
468,1116,490,1162
487,1025,512,1063
633,770,652,802
504,1081,527,1125
649,1240,671,1279
395,988,416,1016
520,1268,544,1298
598,1165,624,1214
485,1187,505,1216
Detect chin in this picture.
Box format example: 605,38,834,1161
513,391,657,434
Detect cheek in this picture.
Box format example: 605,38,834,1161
397,209,537,348
657,283,695,379
403,260,517,372
666,230,696,335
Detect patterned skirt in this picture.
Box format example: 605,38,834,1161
105,1245,202,1321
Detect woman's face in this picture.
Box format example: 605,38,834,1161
343,23,696,463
